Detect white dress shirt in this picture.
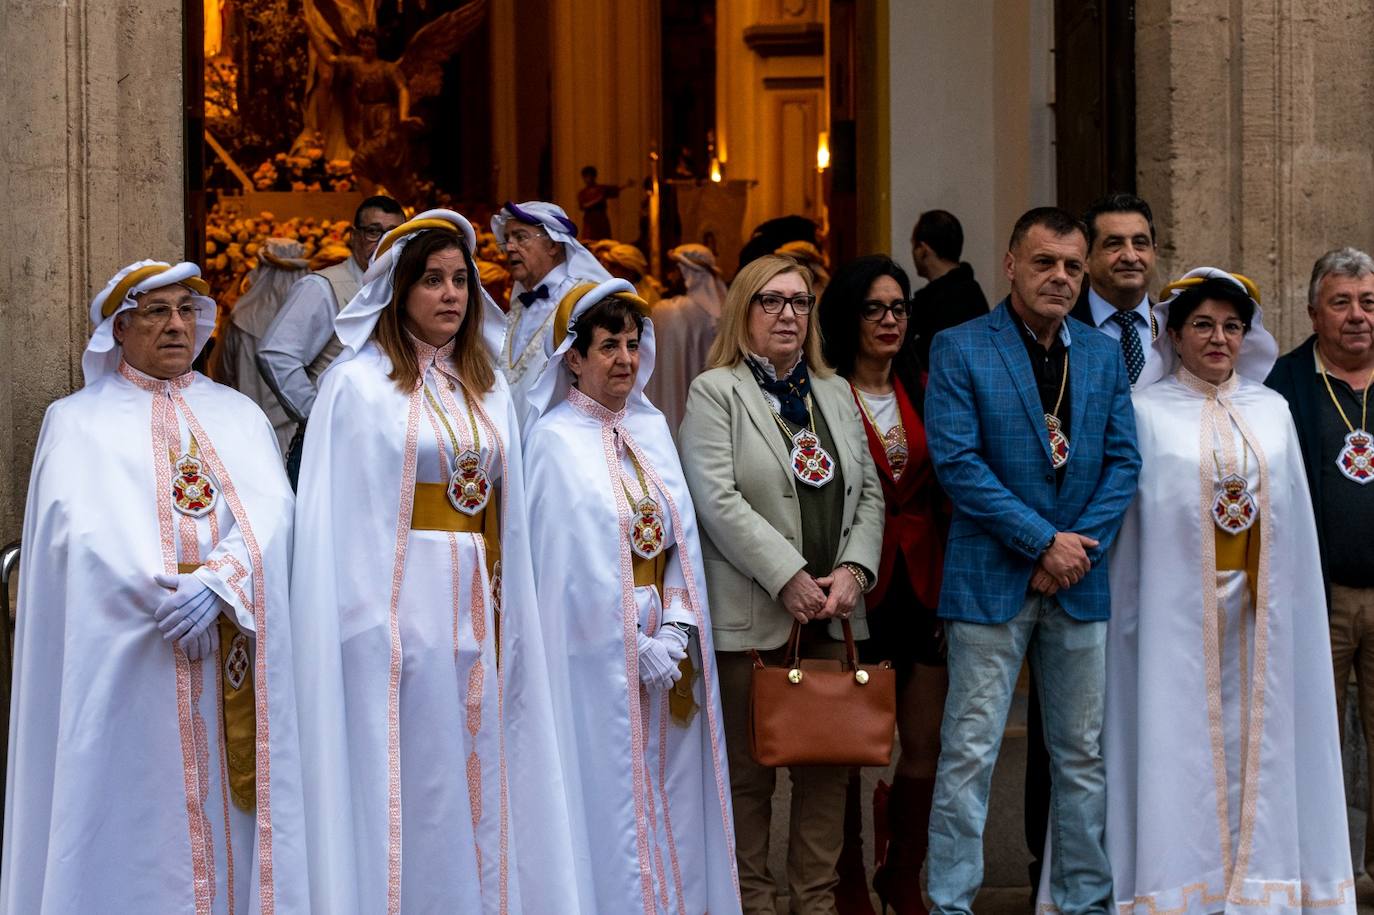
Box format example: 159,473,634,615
1086,287,1160,388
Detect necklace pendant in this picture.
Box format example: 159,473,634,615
1337,429,1374,484
1045,414,1070,470
790,429,836,488
1212,473,1258,533
883,426,908,481
171,452,219,517
629,496,666,559
448,449,491,515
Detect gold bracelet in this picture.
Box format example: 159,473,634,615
840,562,870,593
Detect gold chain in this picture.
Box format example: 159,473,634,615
423,383,482,462
168,433,199,465
769,392,818,439
1315,348,1374,434
1048,351,1069,420
618,444,655,505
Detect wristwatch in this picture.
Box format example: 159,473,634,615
664,621,695,638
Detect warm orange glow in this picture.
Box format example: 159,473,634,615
709,157,723,183
816,131,830,173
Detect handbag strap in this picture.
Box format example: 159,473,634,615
753,618,861,670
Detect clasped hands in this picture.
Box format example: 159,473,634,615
1030,532,1099,596
152,571,228,661
779,566,861,626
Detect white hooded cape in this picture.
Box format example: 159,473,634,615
523,279,740,914
290,210,578,914
3,365,305,914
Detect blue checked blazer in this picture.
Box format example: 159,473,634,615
924,298,1141,624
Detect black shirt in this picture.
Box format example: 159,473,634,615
1019,322,1071,485
909,262,991,366
1317,372,1374,587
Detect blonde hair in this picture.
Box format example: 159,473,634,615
706,254,832,375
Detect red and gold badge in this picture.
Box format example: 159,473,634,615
171,451,218,518
1337,430,1374,485
1045,414,1070,470
629,497,667,559
789,429,835,488
447,449,491,515
1212,473,1258,533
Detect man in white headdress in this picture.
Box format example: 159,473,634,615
490,200,610,424
523,278,739,914
1037,268,1353,913
642,243,727,437
214,237,308,452
3,260,306,913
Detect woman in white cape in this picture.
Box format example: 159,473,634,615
290,209,577,914
1037,268,1353,913
523,278,740,914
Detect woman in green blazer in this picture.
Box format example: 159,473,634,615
680,254,885,914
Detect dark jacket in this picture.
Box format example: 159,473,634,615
1264,335,1331,609
909,262,990,365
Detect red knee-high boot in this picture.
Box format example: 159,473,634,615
872,776,933,915
834,771,877,915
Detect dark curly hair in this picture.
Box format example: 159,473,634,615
818,254,925,404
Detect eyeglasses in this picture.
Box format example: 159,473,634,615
752,293,816,315
128,303,201,326
354,223,391,241
1187,318,1246,339
860,300,910,322
498,229,549,252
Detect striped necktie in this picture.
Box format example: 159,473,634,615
1110,310,1145,384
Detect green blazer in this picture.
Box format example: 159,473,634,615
679,360,885,653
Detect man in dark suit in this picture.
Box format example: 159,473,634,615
908,209,990,365
923,207,1140,915
1266,246,1374,881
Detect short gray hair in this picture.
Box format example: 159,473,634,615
1308,246,1374,306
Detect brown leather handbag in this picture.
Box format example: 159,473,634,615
748,619,896,767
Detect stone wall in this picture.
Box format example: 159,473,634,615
1137,0,1374,350
0,0,185,541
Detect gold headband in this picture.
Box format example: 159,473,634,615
1160,271,1261,305
100,265,209,318
551,283,650,351
374,218,462,260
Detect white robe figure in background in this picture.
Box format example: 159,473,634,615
643,243,727,439
290,210,578,914
3,260,306,913
215,237,308,452
490,200,610,425
1037,268,1353,913
524,278,740,914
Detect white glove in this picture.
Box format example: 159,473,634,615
637,628,688,692
153,572,226,653
184,619,221,662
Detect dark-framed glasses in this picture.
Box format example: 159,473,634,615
752,292,816,315
1187,318,1246,338
354,222,390,242
860,299,910,322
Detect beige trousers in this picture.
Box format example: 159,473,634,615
717,642,850,915
1330,583,1374,875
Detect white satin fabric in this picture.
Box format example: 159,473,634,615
3,365,305,913
1038,371,1353,913
290,339,577,914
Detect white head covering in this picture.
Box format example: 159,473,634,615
490,200,609,291
1137,266,1279,387
83,260,216,384
525,277,655,422
669,243,728,317
331,207,507,367
231,238,309,340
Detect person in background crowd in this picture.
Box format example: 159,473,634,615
601,240,665,306
577,165,632,242
210,237,309,453
907,209,989,366
819,255,950,915
3,260,305,913
524,278,739,914
289,210,577,913
257,194,405,485
777,239,832,300
680,254,884,914
642,243,727,438
738,215,822,270
923,208,1139,915
1267,247,1374,884
1037,268,1351,912
490,200,610,424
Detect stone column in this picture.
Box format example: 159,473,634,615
0,0,185,539
1137,0,1374,349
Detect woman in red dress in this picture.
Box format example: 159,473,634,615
819,254,950,915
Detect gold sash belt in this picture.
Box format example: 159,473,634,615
177,562,256,811
411,482,505,664
1214,527,1261,610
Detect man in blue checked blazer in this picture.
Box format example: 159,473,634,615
922,207,1140,915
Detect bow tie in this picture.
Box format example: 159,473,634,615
516,285,549,307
